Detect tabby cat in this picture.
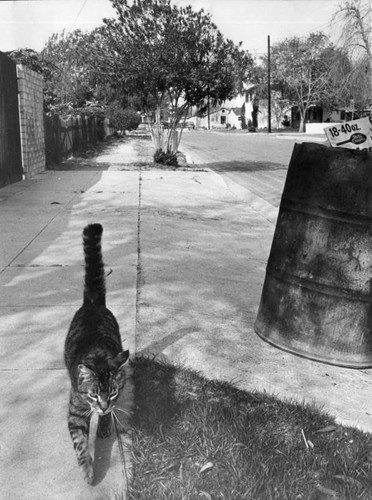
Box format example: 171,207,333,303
64,223,129,484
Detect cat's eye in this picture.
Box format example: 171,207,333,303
87,392,98,400
109,391,118,400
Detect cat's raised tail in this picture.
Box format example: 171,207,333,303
83,223,106,307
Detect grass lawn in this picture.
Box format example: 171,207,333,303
127,356,372,500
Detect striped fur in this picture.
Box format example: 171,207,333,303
64,223,129,484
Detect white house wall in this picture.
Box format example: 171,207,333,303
193,108,243,129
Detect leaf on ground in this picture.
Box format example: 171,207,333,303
199,462,213,474
315,483,338,498
186,391,198,398
315,425,338,433
198,492,212,500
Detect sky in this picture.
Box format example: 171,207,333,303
0,0,342,58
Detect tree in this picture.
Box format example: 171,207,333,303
270,32,341,132
41,29,97,112
333,0,371,60
6,48,57,111
97,0,254,156
6,48,45,74
331,0,371,113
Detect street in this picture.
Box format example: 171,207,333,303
180,130,328,209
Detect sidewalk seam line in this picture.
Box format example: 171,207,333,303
0,191,81,275
134,168,142,353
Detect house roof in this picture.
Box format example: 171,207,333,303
191,105,242,119
224,95,245,107
191,108,223,119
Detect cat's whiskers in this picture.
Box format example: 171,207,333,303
110,410,128,481
112,404,130,416
110,408,126,433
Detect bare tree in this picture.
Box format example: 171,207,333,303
333,0,371,59
270,33,341,132
332,0,371,113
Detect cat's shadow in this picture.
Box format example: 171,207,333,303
92,432,117,485
91,369,133,486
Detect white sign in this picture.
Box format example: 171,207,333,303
324,117,372,151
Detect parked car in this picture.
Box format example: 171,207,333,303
185,121,195,129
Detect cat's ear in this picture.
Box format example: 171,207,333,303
78,364,95,382
112,350,129,370
111,350,129,384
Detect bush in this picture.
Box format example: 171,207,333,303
153,149,179,166
105,102,141,131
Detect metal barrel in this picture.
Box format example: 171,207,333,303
255,142,372,368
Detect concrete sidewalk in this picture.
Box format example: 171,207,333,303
1,136,371,499
136,166,372,434
0,164,139,499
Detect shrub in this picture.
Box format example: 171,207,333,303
153,149,178,166
105,102,141,131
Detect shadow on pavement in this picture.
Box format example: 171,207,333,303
0,137,139,498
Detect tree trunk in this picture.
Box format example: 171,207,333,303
150,104,164,151
298,110,306,133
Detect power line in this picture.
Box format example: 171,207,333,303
250,19,335,58
68,0,89,33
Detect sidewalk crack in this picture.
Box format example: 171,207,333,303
0,196,77,275
134,169,143,351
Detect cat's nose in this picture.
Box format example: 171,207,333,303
99,399,110,413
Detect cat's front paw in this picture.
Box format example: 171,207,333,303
80,457,94,484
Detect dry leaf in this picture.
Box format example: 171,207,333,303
199,492,212,500
199,462,213,474
316,425,338,433
316,484,338,498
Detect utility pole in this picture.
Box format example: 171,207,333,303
267,35,271,133
207,93,210,130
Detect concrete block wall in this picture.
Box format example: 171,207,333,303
16,65,46,179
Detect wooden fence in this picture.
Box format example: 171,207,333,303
44,114,106,166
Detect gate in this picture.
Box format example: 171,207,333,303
0,52,23,188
